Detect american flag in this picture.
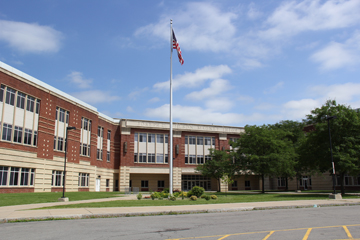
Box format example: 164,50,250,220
172,29,184,65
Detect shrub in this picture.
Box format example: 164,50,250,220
191,186,205,198
173,192,180,198
150,193,157,200
200,195,206,199
204,195,211,201
163,188,170,193
174,189,180,193
137,193,142,200
210,195,218,200
190,195,197,201
161,193,169,198
186,191,193,198
159,197,163,200
169,196,176,201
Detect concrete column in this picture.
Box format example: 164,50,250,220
172,167,182,191
219,180,228,192
119,166,130,192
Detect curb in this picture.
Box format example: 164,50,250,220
1,202,359,223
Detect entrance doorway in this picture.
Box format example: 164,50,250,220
181,175,211,191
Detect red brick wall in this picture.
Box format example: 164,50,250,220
0,188,35,193
78,188,89,192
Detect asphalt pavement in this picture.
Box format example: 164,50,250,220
1,193,360,223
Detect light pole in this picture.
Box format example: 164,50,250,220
326,115,337,194
62,126,76,199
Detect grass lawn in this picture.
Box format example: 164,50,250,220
41,192,360,209
0,192,121,207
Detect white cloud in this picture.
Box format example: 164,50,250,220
148,97,160,103
128,87,148,100
260,0,360,40
145,104,269,125
263,82,284,94
237,95,254,103
71,90,120,104
135,2,237,52
126,106,134,112
185,79,231,101
254,103,276,111
205,97,234,112
310,82,360,103
154,65,231,91
0,20,62,53
247,3,263,20
310,31,360,70
67,71,92,89
283,98,321,120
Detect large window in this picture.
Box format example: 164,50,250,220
24,128,32,145
184,136,215,165
5,87,16,106
26,96,35,112
0,166,35,187
80,117,91,157
141,180,148,188
13,126,23,143
78,173,89,187
16,92,26,109
2,123,12,141
134,132,169,164
0,166,8,186
52,170,63,187
278,177,286,187
54,107,70,152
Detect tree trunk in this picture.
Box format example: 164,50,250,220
217,178,221,192
262,174,265,193
285,177,288,191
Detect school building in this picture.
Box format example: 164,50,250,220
0,61,359,194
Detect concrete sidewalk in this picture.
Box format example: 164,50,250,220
1,195,360,223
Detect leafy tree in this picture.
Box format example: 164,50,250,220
196,149,233,192
270,120,306,190
301,100,360,195
233,125,297,193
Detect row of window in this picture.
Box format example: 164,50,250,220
0,85,40,113
0,166,35,186
97,126,111,140
97,149,110,162
185,155,211,164
231,180,251,188
134,133,169,143
185,136,215,146
2,123,37,146
134,153,169,164
51,171,90,187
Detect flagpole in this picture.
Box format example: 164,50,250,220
169,19,173,196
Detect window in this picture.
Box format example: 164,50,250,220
139,153,147,163
13,126,23,143
81,143,90,157
205,155,211,163
24,128,32,145
165,154,168,163
186,155,196,164
82,118,88,130
212,137,215,146
5,87,16,106
134,133,138,142
148,153,155,163
197,155,204,164
141,180,148,188
36,99,41,114
9,167,20,186
78,173,89,187
106,179,110,188
278,177,286,187
20,168,30,186
245,180,250,188
26,96,35,112
205,137,212,145
0,166,8,186
2,123,12,141
52,170,63,186
0,85,4,102
189,136,196,145
107,151,110,162
134,153,138,163
16,92,26,109
30,169,35,186
156,134,164,143
156,153,164,163
107,130,111,140
139,133,146,142
33,131,38,146
98,126,103,137
158,180,165,188
197,137,203,145
57,137,64,151
232,181,238,187
148,134,155,143
165,134,168,143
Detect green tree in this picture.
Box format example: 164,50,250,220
195,149,233,192
233,125,297,193
270,120,306,190
301,100,360,195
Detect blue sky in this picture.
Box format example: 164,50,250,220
1,0,360,127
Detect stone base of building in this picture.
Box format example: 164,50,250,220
329,193,342,199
